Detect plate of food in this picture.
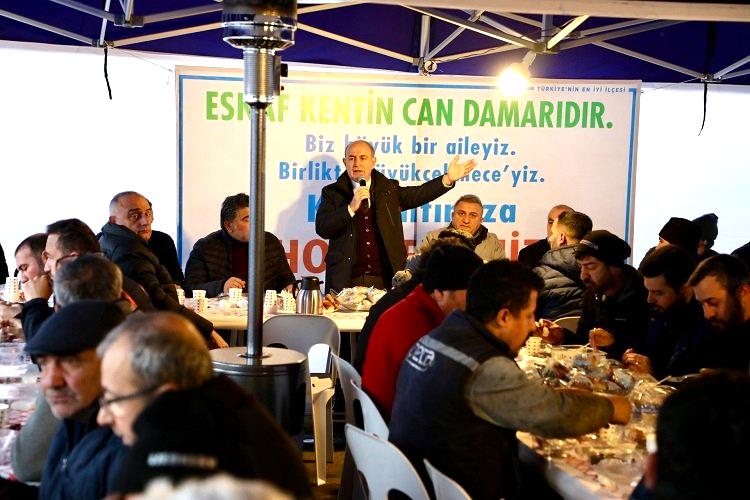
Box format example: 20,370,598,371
336,286,386,311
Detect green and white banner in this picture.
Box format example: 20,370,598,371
177,66,639,280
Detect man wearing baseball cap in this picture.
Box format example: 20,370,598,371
24,300,127,500
362,242,483,418
574,230,649,358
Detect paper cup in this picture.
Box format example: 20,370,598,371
526,336,543,356
196,297,208,313
263,290,278,314
176,288,185,305
192,290,206,300
4,277,20,302
0,403,8,426
228,287,242,302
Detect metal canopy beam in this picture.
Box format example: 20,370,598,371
594,41,703,79
433,42,520,63
475,13,533,40
115,22,220,46
48,0,116,22
375,1,750,23
580,19,655,36
547,15,588,49
0,8,94,45
723,68,750,80
559,20,683,50
298,1,366,14
142,5,222,24
404,6,537,50
426,10,484,60
298,22,414,63
419,14,430,60
98,0,112,46
715,54,750,79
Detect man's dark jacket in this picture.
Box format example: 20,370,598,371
112,375,311,499
315,170,451,293
389,311,521,500
40,404,126,500
534,246,585,320
98,222,213,338
517,238,549,268
642,299,715,378
146,230,184,286
184,229,294,297
576,265,649,359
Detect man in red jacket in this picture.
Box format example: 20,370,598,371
362,242,483,418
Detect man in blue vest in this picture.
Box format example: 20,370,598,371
389,259,631,499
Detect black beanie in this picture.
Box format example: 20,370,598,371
25,300,126,356
692,213,719,248
574,230,631,266
659,217,701,255
422,244,483,292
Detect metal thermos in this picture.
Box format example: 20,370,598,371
295,277,323,315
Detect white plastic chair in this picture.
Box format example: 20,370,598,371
554,315,580,333
345,424,429,500
351,380,389,439
263,314,340,485
424,459,471,500
333,354,361,426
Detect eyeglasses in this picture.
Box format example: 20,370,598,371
99,385,159,415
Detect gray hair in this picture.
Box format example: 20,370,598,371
109,191,149,215
455,194,483,207
97,312,213,391
54,254,123,307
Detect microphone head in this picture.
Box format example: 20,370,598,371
359,177,367,186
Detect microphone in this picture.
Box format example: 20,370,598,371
359,177,369,209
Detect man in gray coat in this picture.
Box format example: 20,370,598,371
420,194,505,262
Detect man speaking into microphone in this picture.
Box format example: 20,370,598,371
316,140,477,292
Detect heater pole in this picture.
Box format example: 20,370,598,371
246,103,267,357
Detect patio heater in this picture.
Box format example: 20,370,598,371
211,0,305,436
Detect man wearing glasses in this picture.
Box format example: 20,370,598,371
100,191,227,348
420,194,505,262
96,312,311,498
22,300,127,500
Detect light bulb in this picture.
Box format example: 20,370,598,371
498,62,530,97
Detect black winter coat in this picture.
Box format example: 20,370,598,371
534,246,585,320
184,229,294,297
99,222,213,338
315,170,451,293
112,375,312,499
576,265,649,359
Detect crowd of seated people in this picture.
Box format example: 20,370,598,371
0,196,748,499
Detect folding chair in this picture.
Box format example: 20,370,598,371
424,459,471,500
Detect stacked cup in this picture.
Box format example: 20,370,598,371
4,277,21,302
228,287,242,305
263,290,278,314
525,336,543,357
193,290,207,313
176,288,185,305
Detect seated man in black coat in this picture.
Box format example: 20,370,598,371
184,193,295,297
100,192,226,347
97,312,311,499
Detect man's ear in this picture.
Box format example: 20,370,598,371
495,308,511,328
644,452,658,490
558,232,567,247
154,382,179,396
679,284,693,302
108,215,117,224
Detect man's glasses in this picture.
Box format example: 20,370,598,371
99,385,159,416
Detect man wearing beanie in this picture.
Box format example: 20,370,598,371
692,213,719,260
24,300,127,500
657,217,702,256
362,243,483,418
574,230,649,359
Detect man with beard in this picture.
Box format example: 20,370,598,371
534,210,592,320
622,245,714,378
420,194,504,261
574,230,649,358
688,254,750,372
